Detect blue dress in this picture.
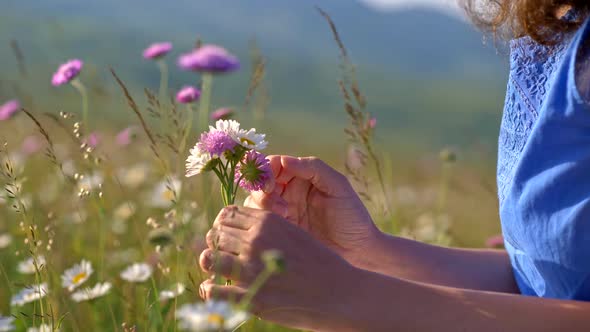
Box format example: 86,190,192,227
499,14,590,300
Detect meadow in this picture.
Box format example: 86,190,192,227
0,5,505,332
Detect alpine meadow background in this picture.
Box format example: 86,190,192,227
0,1,510,331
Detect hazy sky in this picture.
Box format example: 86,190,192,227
358,0,461,15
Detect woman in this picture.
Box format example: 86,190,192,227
198,1,590,331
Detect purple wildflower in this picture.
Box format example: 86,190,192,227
84,132,101,148
52,59,83,86
235,151,272,192
368,117,377,129
143,42,173,60
197,130,237,157
0,100,20,121
116,127,137,147
21,136,43,156
176,86,201,104
485,235,504,249
177,45,240,73
211,108,234,121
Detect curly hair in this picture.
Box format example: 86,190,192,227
462,0,589,44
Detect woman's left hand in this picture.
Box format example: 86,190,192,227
198,205,362,332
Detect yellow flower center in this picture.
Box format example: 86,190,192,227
162,189,175,201
207,313,225,325
240,137,255,146
72,272,87,284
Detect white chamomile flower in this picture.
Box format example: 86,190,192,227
0,315,15,332
71,282,111,302
27,324,57,332
235,128,268,150
10,283,49,307
211,119,241,137
0,233,12,249
120,263,153,283
61,260,93,291
17,256,46,274
159,282,186,301
185,147,215,178
177,300,249,332
149,178,182,208
117,163,150,189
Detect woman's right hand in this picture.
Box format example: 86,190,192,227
244,155,382,265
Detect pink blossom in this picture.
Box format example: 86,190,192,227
116,127,137,147
84,132,101,148
52,59,83,86
211,108,234,121
21,136,43,155
485,235,504,248
177,45,240,73
0,100,20,121
143,42,173,60
235,151,272,192
176,86,201,104
197,130,237,157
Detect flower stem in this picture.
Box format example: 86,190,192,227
71,79,89,130
157,59,169,102
239,267,274,310
198,73,213,132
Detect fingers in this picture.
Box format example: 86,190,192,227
244,192,288,218
271,155,351,196
206,226,247,254
200,249,258,282
213,206,270,230
199,279,247,303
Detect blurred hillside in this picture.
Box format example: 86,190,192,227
0,0,508,154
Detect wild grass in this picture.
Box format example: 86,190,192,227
0,8,502,332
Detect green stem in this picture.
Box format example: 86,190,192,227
71,79,89,130
198,73,213,132
178,104,194,158
157,60,169,102
437,162,453,213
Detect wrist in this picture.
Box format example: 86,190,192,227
345,227,389,272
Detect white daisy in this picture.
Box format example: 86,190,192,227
120,263,153,283
27,324,56,332
61,260,93,291
159,282,186,301
117,163,150,189
235,128,267,150
185,147,215,178
0,234,12,249
17,256,46,274
149,178,181,208
0,315,14,332
177,300,249,332
10,283,49,307
211,119,241,137
71,282,111,302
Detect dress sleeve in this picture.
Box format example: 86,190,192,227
501,16,590,301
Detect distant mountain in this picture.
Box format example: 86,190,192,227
0,0,509,149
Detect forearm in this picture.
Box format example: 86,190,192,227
342,270,590,332
349,232,519,293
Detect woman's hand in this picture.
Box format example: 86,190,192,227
199,206,363,332
244,155,381,265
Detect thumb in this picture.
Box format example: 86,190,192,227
270,155,352,196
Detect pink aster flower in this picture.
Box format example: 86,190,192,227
485,235,504,249
176,86,201,104
21,135,43,156
368,117,377,129
116,126,137,147
0,99,20,121
52,59,83,86
211,108,234,121
84,132,101,148
197,130,237,157
177,45,240,73
235,151,271,192
143,42,173,60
